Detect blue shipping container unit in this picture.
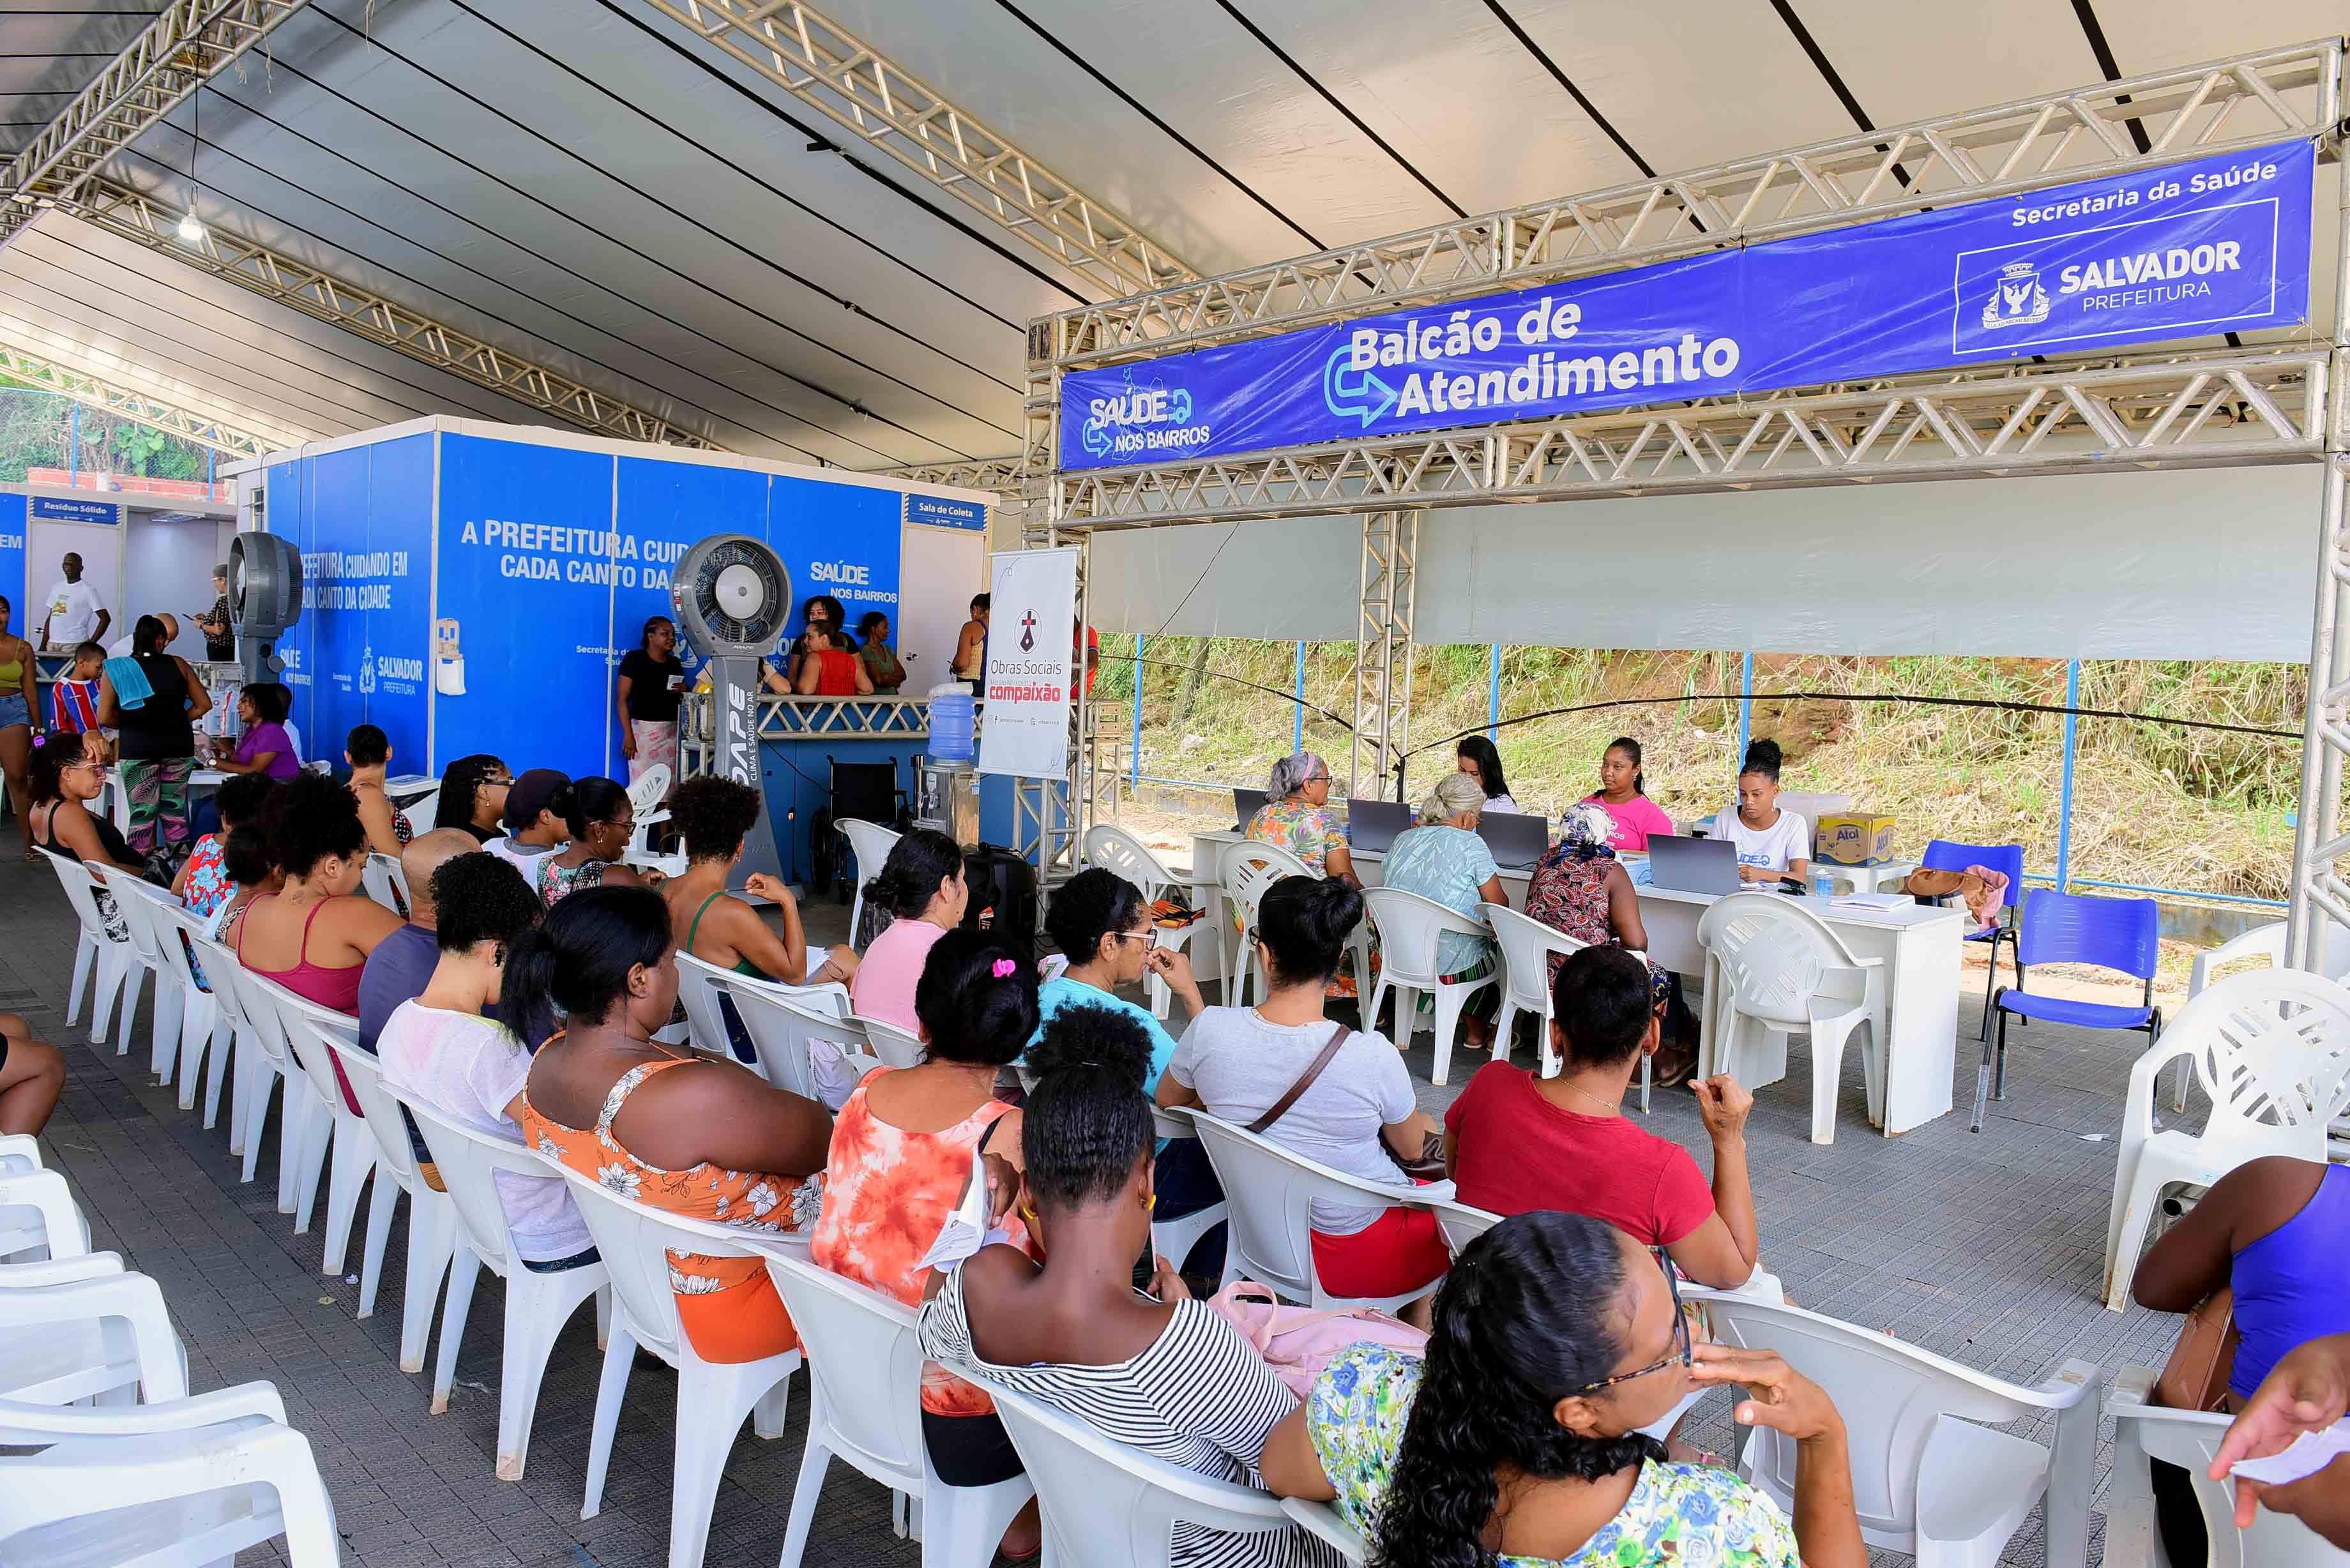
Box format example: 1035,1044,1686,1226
229,418,994,870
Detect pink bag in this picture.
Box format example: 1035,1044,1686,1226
1203,1280,1429,1398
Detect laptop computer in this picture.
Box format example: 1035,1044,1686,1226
1346,797,1414,855
1232,787,1268,833
1646,834,1743,896
1475,809,1551,871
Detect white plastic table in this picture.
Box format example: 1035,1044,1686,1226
1190,828,1966,1136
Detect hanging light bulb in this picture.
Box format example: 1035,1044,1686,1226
176,210,204,244
177,89,206,245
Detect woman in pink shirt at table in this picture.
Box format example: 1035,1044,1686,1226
849,828,967,1031
1580,735,1676,851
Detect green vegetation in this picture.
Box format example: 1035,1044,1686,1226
1095,637,2305,903
0,385,215,485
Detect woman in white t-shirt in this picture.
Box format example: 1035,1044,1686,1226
1708,739,1811,886
377,850,596,1272
1454,735,1519,813
1156,874,1448,1327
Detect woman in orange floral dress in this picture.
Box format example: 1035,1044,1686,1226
813,927,1041,1559
510,885,833,1363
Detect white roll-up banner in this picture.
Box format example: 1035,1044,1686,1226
977,547,1079,780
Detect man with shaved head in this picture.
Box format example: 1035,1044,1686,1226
357,829,494,1055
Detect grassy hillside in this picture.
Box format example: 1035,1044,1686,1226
1093,638,2304,903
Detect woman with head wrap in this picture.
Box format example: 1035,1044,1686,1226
1527,799,1683,1078
1379,770,1510,1050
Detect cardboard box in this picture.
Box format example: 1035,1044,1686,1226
1814,812,1897,866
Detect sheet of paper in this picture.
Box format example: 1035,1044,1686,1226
2227,1422,2350,1486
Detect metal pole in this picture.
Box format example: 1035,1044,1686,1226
68,401,78,485
2057,660,2081,896
1487,645,1501,739
1131,632,1145,797
1293,640,1306,755
1736,651,1754,767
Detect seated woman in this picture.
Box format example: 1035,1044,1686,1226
534,776,641,905
1158,876,1448,1327
0,1011,64,1136
662,776,856,990
433,753,513,845
517,886,833,1363
27,729,146,877
1243,751,1356,886
848,828,966,1031
208,681,299,781
176,771,278,921
345,724,409,856
1455,734,1519,813
1710,739,1810,886
1524,801,1685,1083
486,770,572,882
1444,946,1760,1290
856,611,907,695
1581,735,1676,852
815,931,1042,1560
2132,1155,2350,1566
377,854,596,1270
1259,1210,1865,1568
920,1003,1312,1568
787,624,873,698
1380,771,1506,1050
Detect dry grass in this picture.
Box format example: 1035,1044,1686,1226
1096,639,2308,905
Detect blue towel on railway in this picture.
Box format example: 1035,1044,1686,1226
103,656,153,710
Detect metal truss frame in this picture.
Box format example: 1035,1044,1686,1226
57,181,719,451
1038,38,2339,365
874,458,1021,495
0,0,315,250
1027,40,2350,964
0,331,296,457
1351,510,1418,801
632,0,1195,300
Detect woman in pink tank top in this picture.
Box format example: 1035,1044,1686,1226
236,774,405,1110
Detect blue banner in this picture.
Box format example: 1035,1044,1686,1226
904,492,987,531
29,495,121,525
1059,140,2314,470
0,495,24,629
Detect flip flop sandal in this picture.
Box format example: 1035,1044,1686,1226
1652,1050,1698,1089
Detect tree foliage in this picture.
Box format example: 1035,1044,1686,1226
0,384,211,485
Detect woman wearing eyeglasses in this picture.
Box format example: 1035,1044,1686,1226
27,728,146,875
1261,1210,1865,1568
1034,868,1199,1091
1244,750,1358,887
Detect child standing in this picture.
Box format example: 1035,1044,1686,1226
46,642,108,760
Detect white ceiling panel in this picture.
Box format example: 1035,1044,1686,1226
1782,0,2105,127
2097,1,2346,77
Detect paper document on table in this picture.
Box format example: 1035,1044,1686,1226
2227,1421,2350,1485
1831,893,1909,911
916,1147,996,1272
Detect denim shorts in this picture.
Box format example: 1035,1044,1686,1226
0,693,27,730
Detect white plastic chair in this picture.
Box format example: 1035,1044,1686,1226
1086,824,1215,1018
1177,1106,1448,1315
399,789,439,840
2105,1364,2350,1568
1361,886,1496,1088
1697,893,1883,1144
219,964,322,1216
0,1383,340,1567
0,1166,90,1265
2185,917,2350,1113
1282,1496,1368,1565
0,1256,187,1409
837,817,901,945
725,974,873,1104
762,1248,1033,1568
1149,1106,1227,1275
1480,904,1642,1111
86,866,175,1080
1704,1293,2095,1568
257,981,377,1277
977,1376,1304,1568
361,852,411,916
674,951,741,1059
1415,1192,1501,1259
397,1094,609,1481
2102,969,2350,1311
36,847,135,1047
1218,838,1313,1004
330,1044,461,1375
188,928,285,1182
856,1011,925,1069
0,1134,38,1176
560,1166,803,1568
146,903,231,1128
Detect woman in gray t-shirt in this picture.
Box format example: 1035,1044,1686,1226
1157,875,1448,1325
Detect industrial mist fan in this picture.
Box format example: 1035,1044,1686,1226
229,531,304,686
672,533,792,886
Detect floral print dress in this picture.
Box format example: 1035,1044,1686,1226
1306,1343,1798,1568
810,1070,1032,1417
1244,799,1345,876
518,1053,822,1363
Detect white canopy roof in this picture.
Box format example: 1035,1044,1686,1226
4,0,2342,469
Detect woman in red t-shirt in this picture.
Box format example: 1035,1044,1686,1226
1444,944,1763,1290
792,625,873,698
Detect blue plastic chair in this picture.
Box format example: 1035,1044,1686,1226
1975,889,2162,1132
1920,840,2026,1042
